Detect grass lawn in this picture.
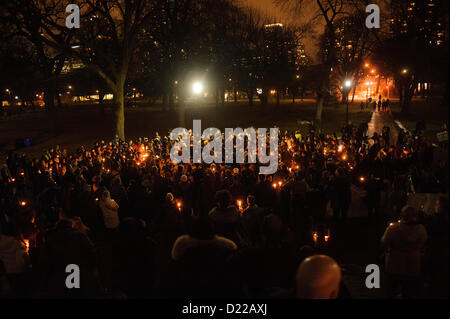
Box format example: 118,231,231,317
391,97,448,142
0,99,372,162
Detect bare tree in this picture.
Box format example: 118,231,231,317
47,0,156,140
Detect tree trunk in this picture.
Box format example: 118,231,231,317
114,87,125,141
44,88,59,133
56,94,62,109
221,87,225,107
99,93,105,115
162,93,167,111
215,86,219,108
315,94,324,127
351,77,358,103
178,89,186,127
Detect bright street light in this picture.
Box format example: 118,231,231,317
345,80,352,88
344,79,352,125
402,69,408,74
192,82,203,95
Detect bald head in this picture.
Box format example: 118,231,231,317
296,255,342,299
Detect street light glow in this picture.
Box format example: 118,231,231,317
402,69,408,74
345,80,352,88
192,82,203,95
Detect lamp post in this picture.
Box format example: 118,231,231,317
345,80,352,124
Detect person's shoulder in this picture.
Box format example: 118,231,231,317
213,235,237,250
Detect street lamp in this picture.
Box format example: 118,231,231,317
344,80,352,124
192,82,203,95
402,68,408,74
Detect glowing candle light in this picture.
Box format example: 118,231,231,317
19,201,27,206
24,240,29,253
278,181,282,187
177,201,182,212
237,200,243,213
272,183,277,189
360,176,365,182
313,232,318,244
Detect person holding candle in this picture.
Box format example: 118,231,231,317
0,227,30,297
209,190,241,245
381,206,427,298
98,188,120,230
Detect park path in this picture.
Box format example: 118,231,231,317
348,111,400,218
367,110,399,145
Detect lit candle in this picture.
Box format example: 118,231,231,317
324,235,329,242
272,183,277,189
278,181,282,187
312,232,318,244
177,201,182,212
237,200,243,212
24,240,29,254
360,176,365,182
19,201,27,207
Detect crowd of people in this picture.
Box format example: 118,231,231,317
0,111,448,299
